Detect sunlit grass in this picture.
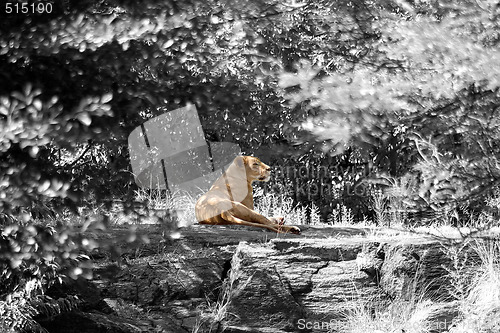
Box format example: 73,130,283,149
341,243,445,333
253,187,308,225
449,240,500,333
341,298,441,333
191,246,243,333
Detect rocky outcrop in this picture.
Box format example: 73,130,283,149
222,236,462,333
38,225,481,333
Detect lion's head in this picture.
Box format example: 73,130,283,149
234,156,271,183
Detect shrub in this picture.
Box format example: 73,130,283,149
0,222,99,331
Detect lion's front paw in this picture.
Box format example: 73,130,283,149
289,226,301,235
269,216,285,225
278,225,301,235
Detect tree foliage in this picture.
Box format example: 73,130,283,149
280,0,500,211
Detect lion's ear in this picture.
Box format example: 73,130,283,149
235,156,245,168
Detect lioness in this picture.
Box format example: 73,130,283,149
195,156,301,234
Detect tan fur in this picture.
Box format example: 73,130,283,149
195,156,301,234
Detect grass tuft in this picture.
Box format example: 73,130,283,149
449,240,500,332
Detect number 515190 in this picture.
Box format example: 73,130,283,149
5,2,53,14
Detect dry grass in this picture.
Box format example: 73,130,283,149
448,240,500,333
133,188,197,227
341,298,441,333
343,239,500,333
191,246,243,333
341,241,444,333
253,187,309,225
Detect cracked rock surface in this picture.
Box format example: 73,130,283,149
38,224,468,333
